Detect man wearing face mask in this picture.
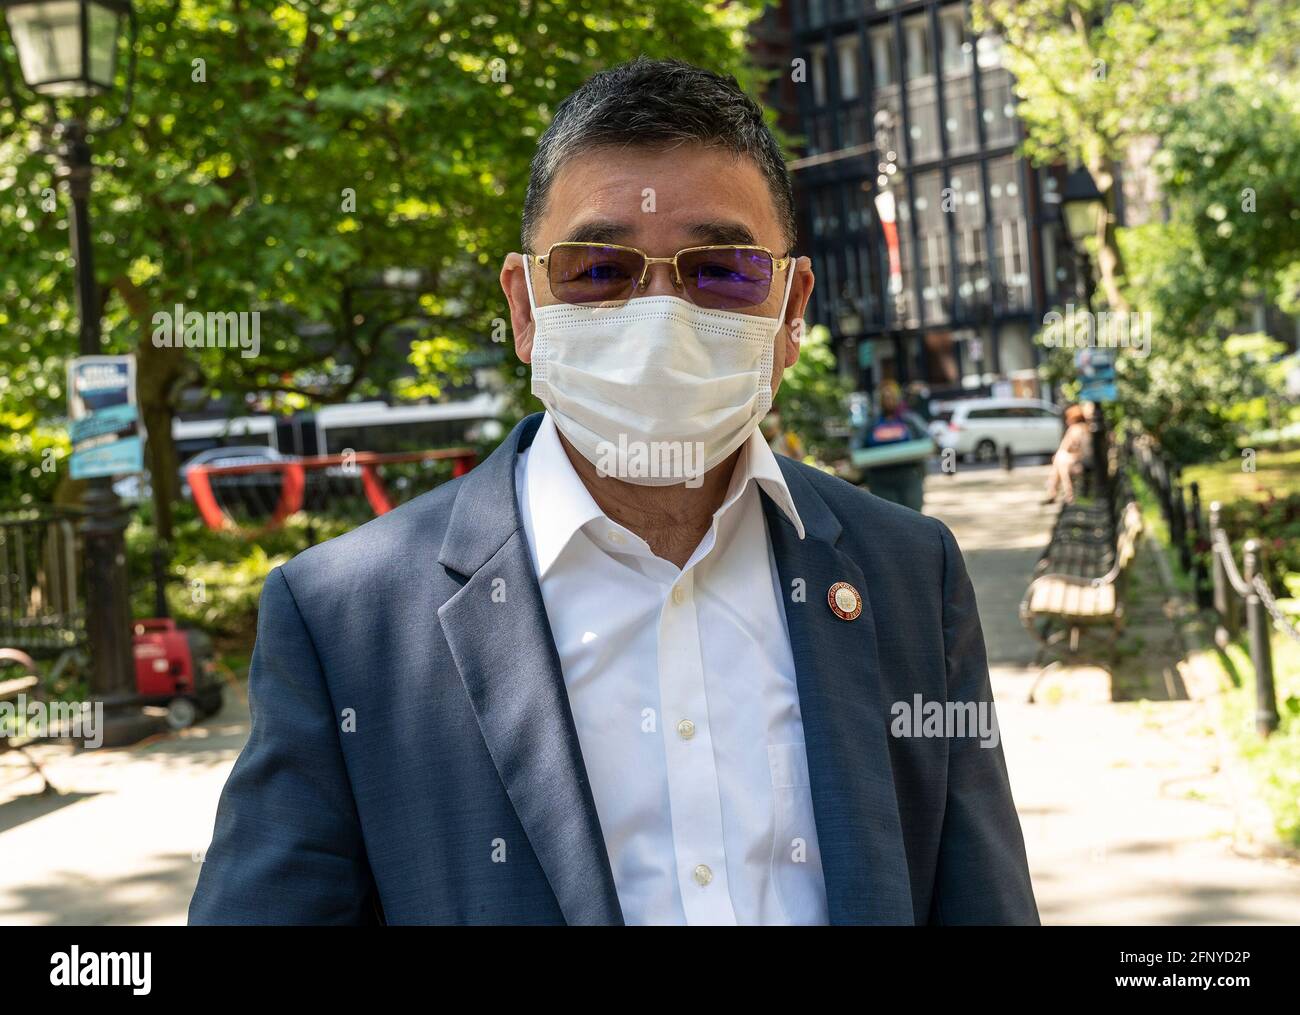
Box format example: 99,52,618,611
190,58,1037,926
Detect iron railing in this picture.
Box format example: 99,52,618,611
0,508,87,658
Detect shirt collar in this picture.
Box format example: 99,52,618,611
524,411,806,579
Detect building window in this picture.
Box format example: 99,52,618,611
914,170,951,324
838,104,869,149
948,165,988,319
870,25,898,90
987,157,1031,310
810,43,828,107
836,35,860,101
943,73,979,155
980,68,1017,146
859,237,884,326
813,187,841,238
907,79,942,162
939,5,972,76
846,178,872,233
811,188,828,239
839,243,863,329
903,14,933,82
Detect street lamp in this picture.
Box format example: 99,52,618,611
1060,166,1106,308
3,0,129,96
1059,166,1110,497
2,0,139,709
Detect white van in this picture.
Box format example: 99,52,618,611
930,398,1063,462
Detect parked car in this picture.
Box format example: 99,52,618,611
932,398,1063,463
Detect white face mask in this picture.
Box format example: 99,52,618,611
524,261,795,487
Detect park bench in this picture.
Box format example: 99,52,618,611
1042,470,1133,552
0,648,55,795
1020,495,1143,684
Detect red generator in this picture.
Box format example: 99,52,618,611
132,618,223,730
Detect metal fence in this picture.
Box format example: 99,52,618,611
0,508,87,663
1132,437,1298,737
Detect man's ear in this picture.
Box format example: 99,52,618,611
782,255,814,370
500,253,535,363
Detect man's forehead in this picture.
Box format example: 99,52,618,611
558,218,761,247
538,145,783,248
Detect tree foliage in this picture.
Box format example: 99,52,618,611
0,0,772,532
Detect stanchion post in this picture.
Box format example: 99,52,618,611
1243,539,1278,737
1189,481,1210,607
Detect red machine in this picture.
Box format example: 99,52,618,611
132,618,222,730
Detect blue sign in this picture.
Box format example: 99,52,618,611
1078,381,1118,403
67,356,144,480
1075,347,1118,403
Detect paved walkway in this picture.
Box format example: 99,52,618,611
0,693,248,925
3,464,1298,924
925,463,1300,924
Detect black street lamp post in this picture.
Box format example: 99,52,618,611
1061,167,1110,499
2,1,138,702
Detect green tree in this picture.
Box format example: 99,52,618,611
0,0,771,535
1148,70,1300,333
774,324,852,465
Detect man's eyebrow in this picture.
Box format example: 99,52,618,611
557,220,763,247
686,221,759,246
561,221,635,244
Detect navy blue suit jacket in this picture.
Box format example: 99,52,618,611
189,412,1038,925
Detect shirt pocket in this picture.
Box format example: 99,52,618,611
767,742,827,925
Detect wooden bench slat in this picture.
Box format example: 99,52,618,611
0,674,39,702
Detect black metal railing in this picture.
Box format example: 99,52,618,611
1130,438,1212,607
1131,436,1297,737
0,508,87,657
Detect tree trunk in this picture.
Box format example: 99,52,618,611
113,278,184,544
136,328,184,544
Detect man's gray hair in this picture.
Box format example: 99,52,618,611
521,57,797,253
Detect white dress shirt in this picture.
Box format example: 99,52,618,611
514,412,829,925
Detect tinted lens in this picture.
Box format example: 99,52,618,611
678,247,774,310
547,244,643,304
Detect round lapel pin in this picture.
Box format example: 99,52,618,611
827,581,862,621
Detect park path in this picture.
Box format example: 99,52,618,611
925,463,1300,924
0,693,246,924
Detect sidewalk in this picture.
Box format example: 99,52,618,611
0,692,248,925
925,463,1300,924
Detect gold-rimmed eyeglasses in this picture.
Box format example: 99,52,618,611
528,241,792,310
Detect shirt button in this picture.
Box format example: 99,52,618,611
676,718,696,740
607,530,625,545
671,585,687,605
693,864,713,887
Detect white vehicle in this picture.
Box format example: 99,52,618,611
932,398,1063,462
171,391,505,459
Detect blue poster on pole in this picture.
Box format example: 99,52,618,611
67,356,145,480
1075,347,1118,403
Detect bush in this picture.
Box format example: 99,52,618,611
1210,493,1300,593
0,413,70,508
125,506,353,646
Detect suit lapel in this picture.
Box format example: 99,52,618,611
763,462,915,925
437,414,623,926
